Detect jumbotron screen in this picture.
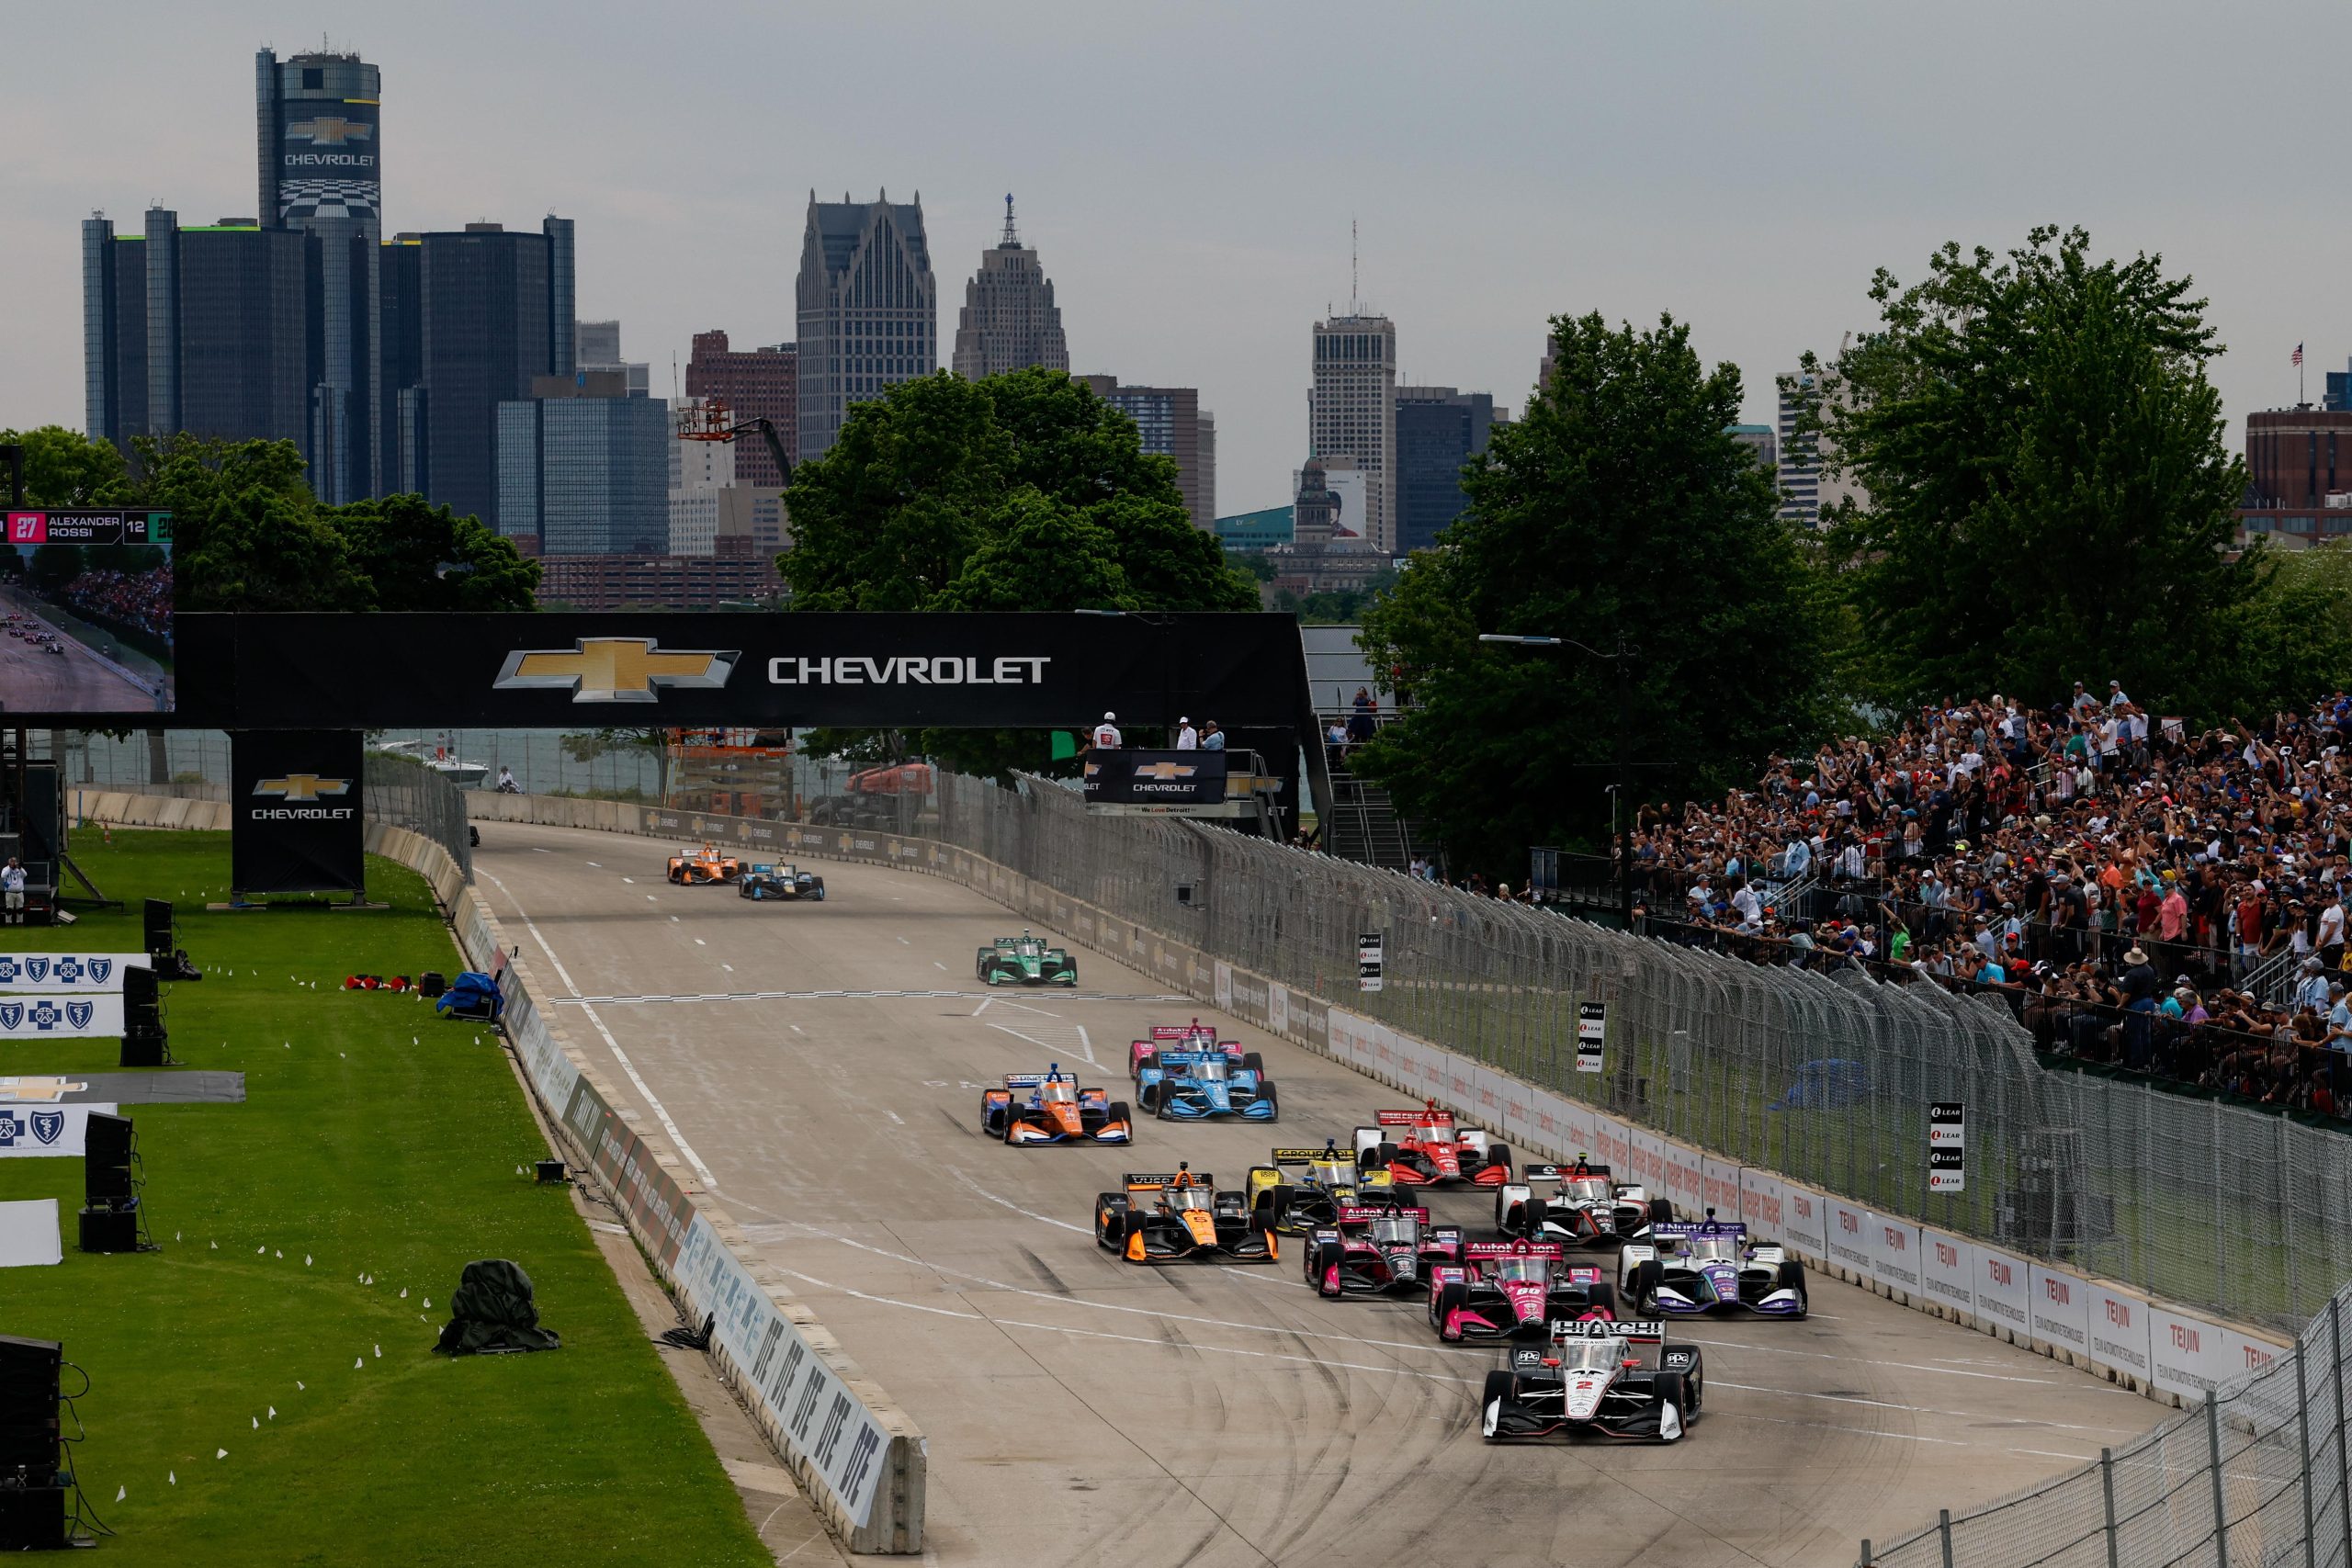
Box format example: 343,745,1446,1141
0,510,174,715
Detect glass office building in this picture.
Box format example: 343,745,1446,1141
1395,387,1495,554
496,377,669,555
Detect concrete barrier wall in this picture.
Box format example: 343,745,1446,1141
484,792,2300,1409
79,793,927,1554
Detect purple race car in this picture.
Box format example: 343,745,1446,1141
1618,1213,1807,1319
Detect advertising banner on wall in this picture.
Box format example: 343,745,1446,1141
232,729,365,895
1783,1183,1826,1256
2029,1263,2093,1361
1824,1196,1873,1276
0,953,147,991
0,1102,117,1156
1973,1245,2032,1338
1869,1213,1924,1298
1083,749,1228,808
2086,1280,2154,1385
1918,1229,1976,1320
2148,1303,2227,1400
0,995,124,1040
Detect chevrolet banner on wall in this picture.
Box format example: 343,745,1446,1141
0,953,149,991
0,995,124,1039
1083,749,1231,807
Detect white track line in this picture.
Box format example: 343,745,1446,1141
477,868,720,1193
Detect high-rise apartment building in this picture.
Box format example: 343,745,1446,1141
383,220,574,530
256,47,383,503
1310,314,1398,553
1395,386,1496,553
951,197,1068,381
1776,374,1820,527
685,331,797,485
795,192,935,462
83,210,309,456
495,370,668,554
1079,376,1211,531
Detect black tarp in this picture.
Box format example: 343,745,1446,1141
433,1258,561,1355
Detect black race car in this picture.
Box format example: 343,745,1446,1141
1495,1159,1671,1248
1094,1166,1278,1265
739,863,827,901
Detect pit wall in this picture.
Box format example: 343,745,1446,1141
462,790,2300,1409
72,790,926,1556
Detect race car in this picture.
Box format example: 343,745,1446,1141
1495,1158,1672,1248
1428,1238,1620,1341
979,1066,1132,1145
976,931,1078,987
1353,1100,1511,1187
1128,1021,1250,1078
1135,1051,1279,1122
738,863,826,901
1618,1213,1808,1319
1094,1166,1278,1265
1305,1204,1463,1298
667,841,745,885
1244,1141,1396,1233
1479,1318,1704,1443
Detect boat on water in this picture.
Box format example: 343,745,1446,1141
373,737,491,788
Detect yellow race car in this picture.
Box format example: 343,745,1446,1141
1246,1140,1397,1233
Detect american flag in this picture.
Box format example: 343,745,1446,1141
2294,343,2305,366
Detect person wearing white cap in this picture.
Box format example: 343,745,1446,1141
1091,712,1122,750
1174,716,1198,750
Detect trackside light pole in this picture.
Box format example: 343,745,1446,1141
1476,632,1638,928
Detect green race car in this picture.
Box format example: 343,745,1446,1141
978,931,1079,987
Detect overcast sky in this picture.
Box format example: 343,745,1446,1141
2,1,2341,516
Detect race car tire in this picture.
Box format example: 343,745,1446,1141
1153,1089,1172,1121
1628,1258,1663,1313
1093,1195,1128,1247
980,1098,1004,1136
1360,1141,1398,1173
1480,1371,1516,1441
1259,1083,1280,1122
1252,1184,1294,1230
1651,1371,1691,1437
813,886,826,900
1241,1052,1265,1076
1431,1280,1468,1337
1777,1260,1809,1318
668,867,684,884
1648,1198,1674,1225
1001,1111,1031,1144
1132,1050,1157,1080
1584,1278,1620,1319
1485,1143,1513,1179
1105,1101,1133,1133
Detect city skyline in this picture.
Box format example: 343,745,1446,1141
5,3,2347,517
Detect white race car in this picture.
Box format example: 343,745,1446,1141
1479,1318,1704,1442
1618,1212,1807,1319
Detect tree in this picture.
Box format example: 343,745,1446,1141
329,492,541,611
1351,311,1833,876
1792,226,2259,716
128,435,368,611
0,426,132,507
779,368,1256,777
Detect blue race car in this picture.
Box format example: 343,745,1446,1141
1617,1213,1807,1319
1135,1050,1280,1122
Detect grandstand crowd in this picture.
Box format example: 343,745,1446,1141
1605,686,2352,1121
58,568,171,640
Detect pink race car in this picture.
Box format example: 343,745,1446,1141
1428,1237,1619,1341
1129,1020,1256,1080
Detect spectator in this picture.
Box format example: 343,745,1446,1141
1326,719,1350,772
0,856,21,926
1348,688,1378,747
1175,716,1198,751
1091,711,1122,750
1200,720,1225,751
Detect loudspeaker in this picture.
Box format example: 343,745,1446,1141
119,1030,166,1069
418,971,447,998
142,897,174,961
84,1113,133,1204
124,964,159,1029
77,1204,139,1254
0,1484,66,1551
0,1336,61,1480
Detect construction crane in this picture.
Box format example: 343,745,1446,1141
674,400,791,485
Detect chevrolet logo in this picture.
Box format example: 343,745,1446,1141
286,116,373,145
253,774,351,802
1134,762,1198,780
493,638,739,704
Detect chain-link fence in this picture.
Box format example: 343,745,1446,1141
901,771,2350,1333
363,752,472,883
1870,1280,2352,1568
45,728,664,800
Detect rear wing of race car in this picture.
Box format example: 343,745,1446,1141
1553,1317,1668,1342
1653,1221,1747,1242
1521,1160,1612,1184
1269,1147,1330,1165
1125,1171,1216,1191
1374,1108,1455,1127
1004,1069,1076,1089
1336,1204,1429,1225
1463,1240,1566,1260
1148,1022,1230,1045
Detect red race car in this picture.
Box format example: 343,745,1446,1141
1352,1100,1512,1187
1128,1020,1255,1080
1428,1238,1619,1341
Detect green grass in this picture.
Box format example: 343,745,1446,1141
0,832,769,1566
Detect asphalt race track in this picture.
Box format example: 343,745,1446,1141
0,592,157,713
471,820,2171,1568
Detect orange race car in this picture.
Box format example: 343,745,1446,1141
1093,1164,1279,1265
666,841,746,885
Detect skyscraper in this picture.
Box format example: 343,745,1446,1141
795,192,935,462
495,371,668,554
1776,374,1820,527
951,196,1069,381
256,47,383,503
1311,313,1398,553
575,320,649,396
1196,412,1216,526
685,331,797,486
82,209,308,456
1395,387,1496,553
1080,376,1210,531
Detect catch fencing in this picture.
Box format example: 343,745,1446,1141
362,753,473,884
906,772,2349,1334
1869,1280,2352,1568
